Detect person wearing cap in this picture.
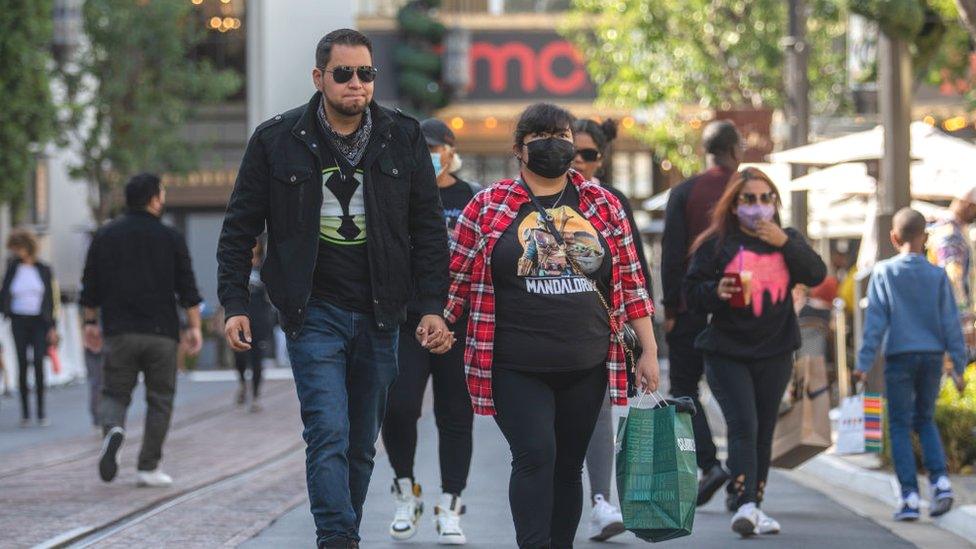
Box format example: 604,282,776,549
928,186,976,357
379,118,480,544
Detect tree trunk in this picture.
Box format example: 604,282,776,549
958,0,976,39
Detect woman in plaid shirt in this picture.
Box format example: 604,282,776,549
443,103,660,548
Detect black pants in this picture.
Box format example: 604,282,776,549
12,315,48,420
234,342,265,397
381,318,473,496
704,352,793,508
493,365,608,549
666,311,720,471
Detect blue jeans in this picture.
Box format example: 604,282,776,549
287,299,399,546
884,352,948,497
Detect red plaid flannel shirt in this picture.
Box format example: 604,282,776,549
443,171,654,415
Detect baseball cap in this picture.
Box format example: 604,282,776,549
421,118,456,148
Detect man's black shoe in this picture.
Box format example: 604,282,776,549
697,465,730,506
99,426,125,482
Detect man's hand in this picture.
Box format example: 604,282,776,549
636,354,661,393
224,315,252,352
952,372,967,393
416,314,454,354
184,326,203,356
84,324,103,353
717,277,741,301
755,220,789,247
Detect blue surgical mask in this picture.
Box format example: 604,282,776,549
430,153,442,175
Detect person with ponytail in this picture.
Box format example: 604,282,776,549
444,103,659,548
684,167,825,538
571,117,652,541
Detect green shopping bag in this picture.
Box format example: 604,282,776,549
615,393,698,542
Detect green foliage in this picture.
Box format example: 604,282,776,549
0,1,56,203
395,0,449,115
849,0,925,37
567,0,849,174
61,0,240,223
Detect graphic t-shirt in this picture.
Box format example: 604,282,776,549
928,217,973,312
311,164,372,313
491,184,611,372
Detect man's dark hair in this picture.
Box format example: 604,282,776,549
316,29,373,68
572,118,618,155
514,103,576,146
125,173,162,211
702,120,742,156
893,207,927,243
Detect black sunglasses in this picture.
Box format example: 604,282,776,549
323,65,378,84
739,192,777,205
575,148,601,162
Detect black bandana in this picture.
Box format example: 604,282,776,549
317,99,372,167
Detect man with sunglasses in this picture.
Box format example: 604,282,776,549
661,119,742,509
217,28,451,549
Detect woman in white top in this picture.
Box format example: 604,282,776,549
0,230,59,426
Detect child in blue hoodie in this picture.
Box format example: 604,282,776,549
856,207,968,521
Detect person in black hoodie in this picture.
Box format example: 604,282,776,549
684,167,825,538
1,230,59,427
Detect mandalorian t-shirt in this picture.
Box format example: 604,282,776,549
491,184,611,372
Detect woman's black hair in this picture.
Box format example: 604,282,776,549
514,103,576,146
572,118,618,155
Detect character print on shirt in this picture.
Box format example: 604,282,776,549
320,167,366,245
724,249,789,316
516,205,606,295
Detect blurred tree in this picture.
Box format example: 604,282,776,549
395,0,449,116
567,0,849,174
958,0,976,36
60,0,240,224
0,1,56,204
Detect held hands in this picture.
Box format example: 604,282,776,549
717,277,741,301
636,354,661,393
416,314,455,355
755,220,789,247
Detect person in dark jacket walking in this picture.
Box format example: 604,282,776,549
81,173,203,488
233,241,273,413
570,117,653,541
216,29,452,549
685,167,826,537
1,230,60,427
661,120,741,506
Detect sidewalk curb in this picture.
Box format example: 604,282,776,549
799,453,976,543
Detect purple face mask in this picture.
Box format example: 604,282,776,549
737,204,776,231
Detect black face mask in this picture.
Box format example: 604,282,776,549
522,138,576,179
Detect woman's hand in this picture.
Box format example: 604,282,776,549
717,277,740,301
46,328,59,346
635,353,660,393
755,220,789,247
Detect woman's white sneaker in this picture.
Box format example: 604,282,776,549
756,509,781,534
731,503,759,537
588,494,626,541
434,493,467,545
390,478,423,540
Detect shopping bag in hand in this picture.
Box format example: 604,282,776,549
615,392,698,542
47,346,61,375
835,393,866,455
863,393,884,454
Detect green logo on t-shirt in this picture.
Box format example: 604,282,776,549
320,167,366,246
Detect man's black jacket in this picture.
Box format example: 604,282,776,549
80,211,203,340
217,93,449,337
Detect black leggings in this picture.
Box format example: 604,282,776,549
12,315,48,420
234,343,265,397
493,365,608,549
381,318,473,495
704,352,793,508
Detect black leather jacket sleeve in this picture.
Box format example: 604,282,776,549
406,121,450,317
217,132,271,319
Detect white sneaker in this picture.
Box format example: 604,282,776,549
756,509,780,534
136,468,173,487
434,493,467,545
588,494,626,541
389,478,423,540
731,502,759,537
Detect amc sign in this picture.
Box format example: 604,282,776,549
466,32,596,101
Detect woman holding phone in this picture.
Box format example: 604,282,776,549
684,167,825,538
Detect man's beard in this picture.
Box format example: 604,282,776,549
325,95,368,118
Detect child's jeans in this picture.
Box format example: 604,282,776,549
884,352,949,497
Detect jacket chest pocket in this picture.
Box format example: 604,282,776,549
272,165,315,234
376,154,411,213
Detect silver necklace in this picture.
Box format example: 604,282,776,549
543,183,568,220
